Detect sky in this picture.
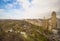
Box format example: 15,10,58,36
0,0,60,19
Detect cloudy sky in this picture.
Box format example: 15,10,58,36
0,0,60,19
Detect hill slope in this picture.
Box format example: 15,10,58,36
0,19,48,41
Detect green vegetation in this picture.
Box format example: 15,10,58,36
0,20,48,41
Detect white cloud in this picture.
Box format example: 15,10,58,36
17,0,31,9
0,9,5,12
20,0,59,19
5,4,13,9
0,0,59,19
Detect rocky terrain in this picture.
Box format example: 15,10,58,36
0,19,60,41
0,19,48,41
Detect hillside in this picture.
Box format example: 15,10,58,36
25,19,60,29
0,19,48,41
25,19,43,26
0,19,60,41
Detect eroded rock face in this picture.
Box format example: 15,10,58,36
57,19,60,28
